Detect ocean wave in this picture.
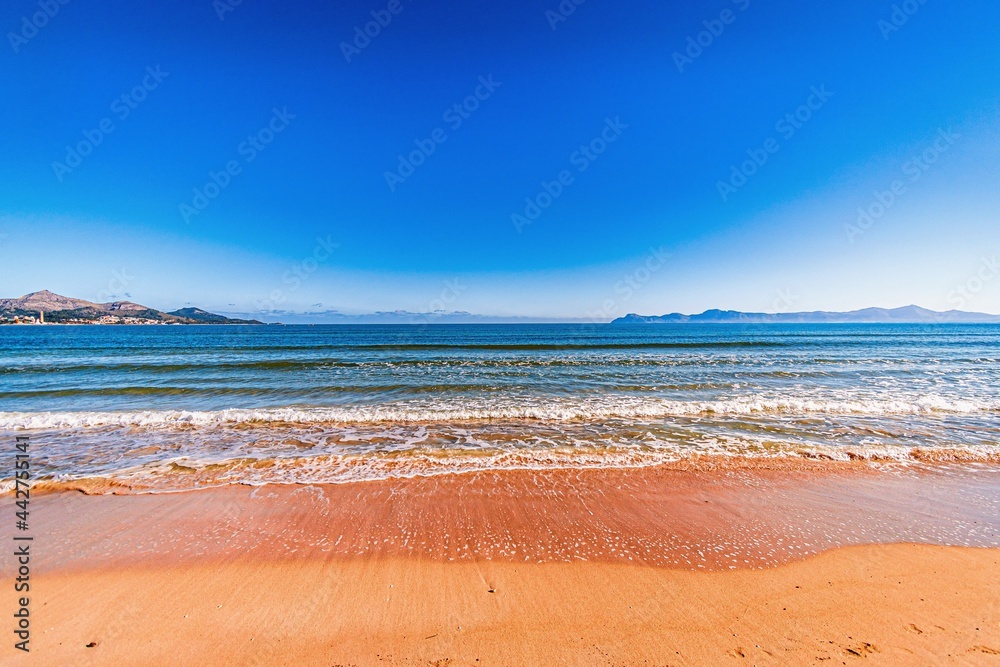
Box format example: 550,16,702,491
7,444,1000,494
5,355,995,377
2,394,997,429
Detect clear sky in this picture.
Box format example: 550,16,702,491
1,0,999,320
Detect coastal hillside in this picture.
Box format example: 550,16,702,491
0,290,261,324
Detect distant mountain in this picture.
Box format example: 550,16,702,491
0,291,262,324
166,307,259,324
612,305,1000,324
223,308,579,324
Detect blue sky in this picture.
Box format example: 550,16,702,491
1,0,998,320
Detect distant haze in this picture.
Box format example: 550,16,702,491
3,291,998,324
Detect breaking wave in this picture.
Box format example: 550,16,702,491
2,393,997,430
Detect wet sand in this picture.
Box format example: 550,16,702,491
4,463,1000,665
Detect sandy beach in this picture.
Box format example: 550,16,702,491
11,544,1000,666
6,0,1000,660
5,463,1000,665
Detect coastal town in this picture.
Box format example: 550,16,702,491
0,310,175,325
0,311,44,325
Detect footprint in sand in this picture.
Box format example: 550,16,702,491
843,642,878,658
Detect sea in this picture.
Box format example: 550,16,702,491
1,323,998,492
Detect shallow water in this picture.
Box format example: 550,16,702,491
1,323,998,490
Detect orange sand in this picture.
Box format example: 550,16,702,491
5,545,1000,666
3,464,999,665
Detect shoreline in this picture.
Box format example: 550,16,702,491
8,462,999,574
14,446,1000,496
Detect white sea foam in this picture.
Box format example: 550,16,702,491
7,440,995,494
1,393,997,430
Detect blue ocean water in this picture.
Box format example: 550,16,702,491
1,324,998,490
